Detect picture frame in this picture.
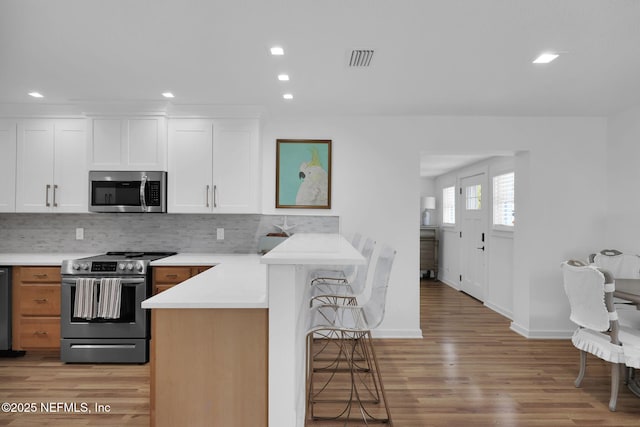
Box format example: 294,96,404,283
276,139,332,209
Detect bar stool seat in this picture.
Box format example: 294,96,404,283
308,237,376,307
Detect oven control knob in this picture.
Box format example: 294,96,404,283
136,264,144,273
118,263,125,271
81,263,89,270
126,263,134,271
72,263,80,270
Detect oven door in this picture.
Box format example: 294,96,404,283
61,277,148,339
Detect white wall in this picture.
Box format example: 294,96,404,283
261,115,608,339
606,106,640,252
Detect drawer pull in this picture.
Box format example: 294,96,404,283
33,298,48,303
33,274,48,278
165,274,178,279
33,331,48,336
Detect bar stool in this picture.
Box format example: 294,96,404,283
308,237,376,307
305,245,396,425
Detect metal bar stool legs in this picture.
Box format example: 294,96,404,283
306,330,392,425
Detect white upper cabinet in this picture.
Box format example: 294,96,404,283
90,117,167,171
0,120,17,212
16,119,87,213
168,118,261,213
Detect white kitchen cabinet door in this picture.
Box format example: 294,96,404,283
0,120,17,212
167,119,214,213
53,119,87,212
212,119,260,213
16,119,88,213
90,117,167,171
16,119,56,212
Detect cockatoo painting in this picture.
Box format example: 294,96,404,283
296,147,328,206
276,139,331,208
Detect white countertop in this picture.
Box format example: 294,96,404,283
0,253,101,266
260,233,365,265
150,253,258,266
142,254,267,309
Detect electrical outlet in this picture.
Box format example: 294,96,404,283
216,228,224,240
75,228,84,240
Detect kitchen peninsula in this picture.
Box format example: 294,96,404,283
142,234,364,427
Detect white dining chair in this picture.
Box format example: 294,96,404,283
561,260,640,411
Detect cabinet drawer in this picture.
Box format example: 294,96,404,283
154,267,192,284
153,284,175,295
17,267,61,283
20,285,61,316
19,318,60,348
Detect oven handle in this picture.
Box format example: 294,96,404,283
62,277,146,286
140,175,148,212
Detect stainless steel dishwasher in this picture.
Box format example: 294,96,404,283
0,267,25,357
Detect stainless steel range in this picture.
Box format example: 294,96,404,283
60,251,175,363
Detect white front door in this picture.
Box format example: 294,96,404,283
459,173,487,301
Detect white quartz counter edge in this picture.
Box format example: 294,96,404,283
260,233,365,265
0,253,102,266
142,254,267,309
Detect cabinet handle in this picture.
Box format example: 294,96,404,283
33,331,48,336
165,274,178,279
213,185,218,208
206,185,210,207
33,298,48,303
53,184,58,207
34,274,48,278
45,184,51,207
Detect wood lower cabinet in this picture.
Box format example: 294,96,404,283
150,308,268,427
12,266,61,350
152,266,212,294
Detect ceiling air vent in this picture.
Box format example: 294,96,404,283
348,49,374,67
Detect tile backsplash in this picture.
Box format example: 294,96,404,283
0,214,339,253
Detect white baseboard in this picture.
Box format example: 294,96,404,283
439,277,460,291
484,300,513,320
510,322,573,339
370,329,423,339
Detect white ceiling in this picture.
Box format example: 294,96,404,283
2,1,639,177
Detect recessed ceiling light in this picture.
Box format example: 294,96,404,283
533,53,559,64
283,93,293,100
162,92,175,98
270,46,284,56
278,74,290,81
28,92,44,98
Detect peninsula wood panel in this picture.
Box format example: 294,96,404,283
151,308,267,427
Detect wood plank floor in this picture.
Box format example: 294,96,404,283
2,280,640,426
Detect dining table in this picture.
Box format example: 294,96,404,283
613,278,640,398
614,279,640,305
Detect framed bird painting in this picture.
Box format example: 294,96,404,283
276,139,332,209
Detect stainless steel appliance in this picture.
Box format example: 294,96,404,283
89,171,167,213
60,252,175,363
0,268,11,351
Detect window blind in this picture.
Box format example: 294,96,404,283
493,172,515,227
442,186,456,225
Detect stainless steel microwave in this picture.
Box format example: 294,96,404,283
89,171,167,213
